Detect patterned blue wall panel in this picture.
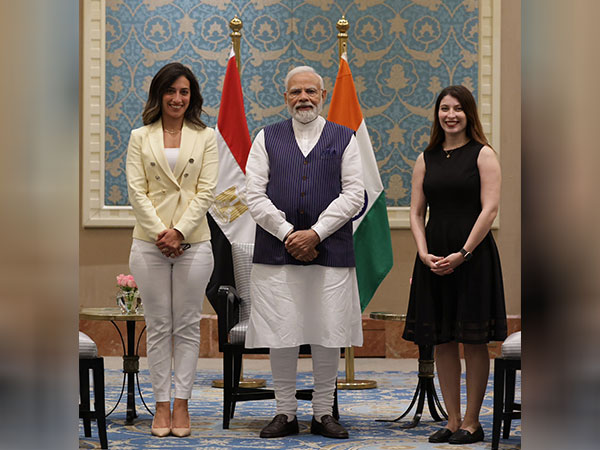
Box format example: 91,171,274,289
105,0,478,207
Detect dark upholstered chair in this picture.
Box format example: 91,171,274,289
213,242,339,429
79,331,108,449
492,331,521,450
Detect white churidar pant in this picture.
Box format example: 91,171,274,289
129,238,213,402
270,345,340,420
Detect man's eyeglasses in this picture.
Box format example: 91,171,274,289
287,88,322,99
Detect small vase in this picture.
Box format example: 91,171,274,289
117,289,141,314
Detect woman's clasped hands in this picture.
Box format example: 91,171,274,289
156,228,184,258
420,252,464,276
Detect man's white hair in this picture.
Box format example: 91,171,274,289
284,66,324,91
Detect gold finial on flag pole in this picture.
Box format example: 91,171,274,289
229,16,243,75
336,16,349,59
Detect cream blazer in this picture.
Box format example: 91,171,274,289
126,120,218,243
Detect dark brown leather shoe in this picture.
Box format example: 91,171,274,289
429,427,454,443
448,425,484,444
259,414,299,438
310,415,349,439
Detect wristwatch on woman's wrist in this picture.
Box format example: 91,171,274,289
459,248,472,261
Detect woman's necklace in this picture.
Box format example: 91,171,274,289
163,127,182,135
443,140,469,158
443,148,455,159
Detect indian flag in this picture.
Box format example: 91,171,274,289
328,53,393,311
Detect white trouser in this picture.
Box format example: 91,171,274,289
129,238,213,402
270,345,340,419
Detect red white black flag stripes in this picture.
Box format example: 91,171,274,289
206,48,255,305
210,48,255,245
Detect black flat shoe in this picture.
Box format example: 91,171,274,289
449,425,484,444
260,414,299,438
429,427,454,443
310,415,349,439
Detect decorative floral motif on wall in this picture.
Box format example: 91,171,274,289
105,0,479,207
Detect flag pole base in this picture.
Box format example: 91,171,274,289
212,358,266,388
337,379,377,390
338,346,377,389
212,378,266,389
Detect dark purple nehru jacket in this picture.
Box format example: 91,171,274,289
253,118,356,267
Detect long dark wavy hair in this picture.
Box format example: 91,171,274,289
142,62,206,128
425,85,489,152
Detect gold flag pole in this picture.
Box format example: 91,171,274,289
230,16,242,75
335,15,376,390
212,16,265,389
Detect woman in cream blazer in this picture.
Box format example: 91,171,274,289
126,62,218,438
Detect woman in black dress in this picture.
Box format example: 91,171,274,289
403,85,507,445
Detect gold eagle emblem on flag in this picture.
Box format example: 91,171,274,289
210,186,248,224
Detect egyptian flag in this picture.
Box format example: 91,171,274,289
205,48,255,308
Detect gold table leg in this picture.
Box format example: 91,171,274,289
337,347,377,390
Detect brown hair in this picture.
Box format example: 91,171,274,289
142,62,206,128
425,85,489,152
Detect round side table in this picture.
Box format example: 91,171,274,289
80,307,152,424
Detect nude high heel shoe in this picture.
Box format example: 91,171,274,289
171,421,191,437
171,427,191,437
151,409,171,437
171,400,191,437
151,423,171,437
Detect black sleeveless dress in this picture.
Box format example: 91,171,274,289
403,140,507,345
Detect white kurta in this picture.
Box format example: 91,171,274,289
245,116,364,348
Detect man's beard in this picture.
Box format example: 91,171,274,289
288,101,323,124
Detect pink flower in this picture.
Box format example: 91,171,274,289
117,273,137,289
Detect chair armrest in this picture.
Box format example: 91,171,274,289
221,285,241,332
216,285,241,349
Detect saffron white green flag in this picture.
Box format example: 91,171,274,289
328,53,393,311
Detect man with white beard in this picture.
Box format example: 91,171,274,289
244,66,364,439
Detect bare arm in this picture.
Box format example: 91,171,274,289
410,153,448,275
409,153,428,258
464,145,501,250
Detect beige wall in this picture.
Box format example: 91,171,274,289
497,0,521,316
79,4,521,317
79,227,132,308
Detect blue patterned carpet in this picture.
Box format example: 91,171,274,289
79,368,520,449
